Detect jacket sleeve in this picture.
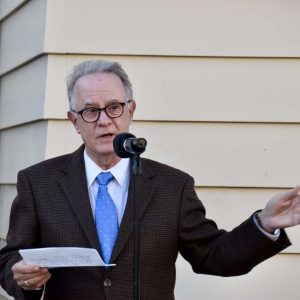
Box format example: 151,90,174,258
0,170,43,300
178,175,291,276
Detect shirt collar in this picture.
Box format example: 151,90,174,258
84,149,130,191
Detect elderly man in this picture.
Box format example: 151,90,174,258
0,60,300,300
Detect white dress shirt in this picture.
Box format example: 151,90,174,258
84,149,130,225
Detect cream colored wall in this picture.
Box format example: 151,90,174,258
0,0,300,299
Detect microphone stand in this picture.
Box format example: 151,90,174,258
132,153,142,300
113,133,147,300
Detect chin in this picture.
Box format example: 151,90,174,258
95,146,115,157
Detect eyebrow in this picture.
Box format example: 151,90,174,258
83,99,121,108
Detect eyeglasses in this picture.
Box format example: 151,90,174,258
71,100,132,123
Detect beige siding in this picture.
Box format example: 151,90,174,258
46,55,300,123
0,0,28,20
1,1,300,300
175,253,300,300
45,120,82,159
45,0,300,57
0,0,46,75
131,122,300,188
47,120,300,189
0,56,48,129
0,122,47,184
197,187,300,253
0,186,16,239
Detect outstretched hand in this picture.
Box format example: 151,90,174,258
259,186,300,233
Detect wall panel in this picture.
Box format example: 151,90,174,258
0,0,28,20
0,122,47,184
0,0,46,75
44,55,300,123
197,187,300,253
175,253,300,300
42,120,300,188
0,56,47,129
45,120,82,159
0,185,16,239
131,122,300,188
45,0,300,57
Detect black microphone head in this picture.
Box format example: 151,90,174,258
113,132,136,158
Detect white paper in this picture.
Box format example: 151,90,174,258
19,247,115,268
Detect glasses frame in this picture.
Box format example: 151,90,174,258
71,99,133,123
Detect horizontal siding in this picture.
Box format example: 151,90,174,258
0,122,47,183
44,55,69,120
0,186,16,239
0,0,46,75
46,55,300,123
197,187,300,253
175,253,300,300
45,0,300,57
0,56,47,130
0,0,28,21
15,120,299,189
45,119,82,159
3,54,299,127
131,121,300,188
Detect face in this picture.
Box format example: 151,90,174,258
68,72,136,169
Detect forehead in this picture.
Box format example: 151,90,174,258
73,72,126,101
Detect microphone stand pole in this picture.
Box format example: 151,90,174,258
132,153,142,300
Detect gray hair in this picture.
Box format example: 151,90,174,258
66,60,133,109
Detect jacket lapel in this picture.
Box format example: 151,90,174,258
59,145,101,252
111,159,155,262
58,149,155,262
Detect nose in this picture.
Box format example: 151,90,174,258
97,110,112,126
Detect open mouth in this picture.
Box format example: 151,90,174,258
98,133,114,140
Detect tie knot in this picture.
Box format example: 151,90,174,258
97,171,113,186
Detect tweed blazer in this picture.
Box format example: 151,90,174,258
0,145,290,300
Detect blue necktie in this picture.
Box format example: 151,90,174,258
95,172,118,264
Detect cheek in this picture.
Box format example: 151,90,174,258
115,116,132,130
77,124,94,140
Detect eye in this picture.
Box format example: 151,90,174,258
85,107,99,113
108,103,121,111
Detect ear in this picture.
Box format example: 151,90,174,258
67,111,81,134
128,100,136,122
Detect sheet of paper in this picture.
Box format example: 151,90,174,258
19,247,115,268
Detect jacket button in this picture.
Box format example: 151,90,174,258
103,279,112,287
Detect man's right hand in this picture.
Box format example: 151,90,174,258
12,260,51,290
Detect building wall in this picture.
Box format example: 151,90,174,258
1,0,300,299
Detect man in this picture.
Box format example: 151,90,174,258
0,60,300,300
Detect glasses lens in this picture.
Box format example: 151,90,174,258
82,108,99,122
106,103,124,118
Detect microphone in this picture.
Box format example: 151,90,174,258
113,133,147,158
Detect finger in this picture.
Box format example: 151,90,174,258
14,268,50,286
14,269,43,283
279,186,300,203
34,273,51,288
12,261,40,274
296,186,300,196
21,273,51,290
